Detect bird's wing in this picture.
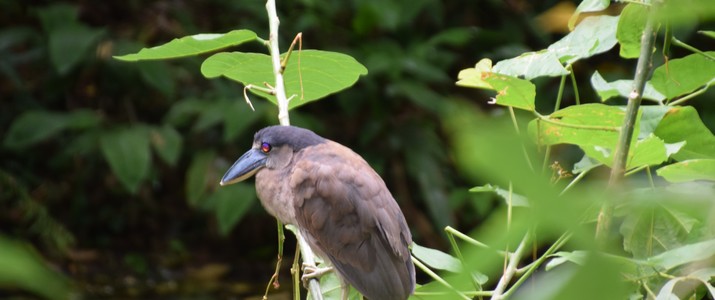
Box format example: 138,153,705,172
291,141,415,300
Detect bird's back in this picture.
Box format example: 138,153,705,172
290,141,415,300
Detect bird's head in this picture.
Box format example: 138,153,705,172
220,125,325,186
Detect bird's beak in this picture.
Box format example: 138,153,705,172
220,148,267,186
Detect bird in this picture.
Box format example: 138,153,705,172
220,125,415,300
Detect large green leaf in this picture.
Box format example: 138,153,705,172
528,104,623,147
646,239,715,270
650,51,715,99
412,243,462,273
201,50,368,109
580,135,678,169
213,183,256,236
3,110,101,150
492,51,569,80
654,106,715,160
616,4,648,59
620,205,699,260
0,236,72,299
656,159,715,183
114,30,257,61
547,15,619,64
100,126,151,194
590,71,665,103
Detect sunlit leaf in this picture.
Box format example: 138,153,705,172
528,103,623,147
656,159,715,183
412,243,462,273
201,50,368,109
616,4,648,59
469,184,529,207
654,106,715,160
568,0,610,30
482,73,536,111
114,30,257,61
150,125,182,166
456,58,493,90
548,15,619,64
650,51,715,99
213,183,256,235
100,126,151,194
590,71,665,103
493,51,569,80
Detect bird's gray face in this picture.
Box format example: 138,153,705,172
220,140,294,186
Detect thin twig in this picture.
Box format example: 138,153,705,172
492,233,531,300
411,255,471,300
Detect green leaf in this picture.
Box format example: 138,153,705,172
492,51,569,80
546,251,589,271
482,73,536,111
548,15,619,64
137,61,176,97
650,51,715,99
617,4,648,59
639,106,670,138
49,25,105,75
456,58,494,90
411,243,462,273
212,183,256,236
581,135,670,169
700,30,715,39
646,239,715,270
620,205,699,259
0,236,72,299
654,106,715,160
185,151,216,206
114,30,257,61
568,0,610,30
573,155,602,174
3,111,70,149
469,184,529,207
222,99,261,142
150,125,182,166
201,50,367,109
590,71,665,103
528,103,623,147
100,126,151,194
656,159,715,183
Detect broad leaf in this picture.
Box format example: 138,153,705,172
0,237,72,299
646,239,715,270
656,159,715,182
185,151,216,206
482,73,536,111
620,205,699,259
150,125,182,166
654,106,715,160
213,183,256,235
469,184,529,207
650,51,715,99
590,71,665,103
114,30,257,61
528,103,623,147
411,243,462,273
548,15,619,64
568,0,610,30
201,50,368,109
493,51,569,80
616,4,648,59
100,126,151,194
4,110,101,149
456,58,493,90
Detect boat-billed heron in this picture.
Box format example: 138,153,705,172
220,125,415,300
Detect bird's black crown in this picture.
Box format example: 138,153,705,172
254,125,326,151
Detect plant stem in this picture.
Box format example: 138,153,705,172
411,255,471,300
266,0,291,126
491,232,531,300
597,4,658,240
501,232,571,298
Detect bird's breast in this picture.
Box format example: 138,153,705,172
255,168,297,225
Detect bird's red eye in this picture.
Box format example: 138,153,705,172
261,142,272,153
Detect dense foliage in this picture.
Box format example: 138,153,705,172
1,0,715,299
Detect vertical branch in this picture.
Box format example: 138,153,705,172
266,0,291,126
596,5,659,239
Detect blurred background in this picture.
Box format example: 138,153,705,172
2,0,714,299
